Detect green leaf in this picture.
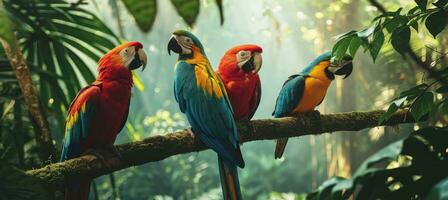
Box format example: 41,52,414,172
0,7,14,49
433,0,448,9
385,16,407,33
435,86,448,93
357,22,377,38
369,30,384,62
391,26,411,55
379,103,399,124
407,6,420,16
439,98,448,113
425,10,448,38
334,30,357,40
215,0,224,25
378,96,407,124
121,0,157,32
348,36,362,56
409,19,419,31
397,84,428,99
332,36,352,61
425,177,448,200
410,92,434,120
415,0,428,11
354,140,403,176
171,0,200,26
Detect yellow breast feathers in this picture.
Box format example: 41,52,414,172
186,48,226,99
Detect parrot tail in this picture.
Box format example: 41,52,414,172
65,179,91,200
275,138,288,159
218,155,243,200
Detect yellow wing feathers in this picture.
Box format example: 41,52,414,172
187,53,225,99
65,102,86,132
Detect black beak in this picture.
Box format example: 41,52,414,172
167,36,182,55
334,62,353,79
242,56,255,73
128,48,148,71
129,52,142,70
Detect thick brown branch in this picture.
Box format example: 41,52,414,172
0,38,56,162
27,109,414,188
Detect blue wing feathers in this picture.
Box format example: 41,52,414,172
60,85,100,161
174,61,244,167
272,75,306,118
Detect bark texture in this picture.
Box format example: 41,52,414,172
27,109,414,188
0,38,55,162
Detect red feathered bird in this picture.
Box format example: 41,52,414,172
60,41,147,200
217,44,263,120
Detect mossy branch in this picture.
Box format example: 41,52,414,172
26,109,414,188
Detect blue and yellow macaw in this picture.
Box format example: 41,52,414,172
167,30,244,200
273,51,353,159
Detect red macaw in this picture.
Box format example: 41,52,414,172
60,41,147,200
273,51,353,159
217,44,263,120
168,30,244,200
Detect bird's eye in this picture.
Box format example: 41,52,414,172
238,51,247,58
185,38,192,43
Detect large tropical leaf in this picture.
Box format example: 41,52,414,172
121,0,224,32
0,5,14,49
307,127,448,200
3,0,119,113
121,0,157,33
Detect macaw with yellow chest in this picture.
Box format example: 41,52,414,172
60,41,147,200
217,45,263,120
273,51,353,159
167,30,244,200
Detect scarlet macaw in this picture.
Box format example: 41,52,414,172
167,30,244,200
217,45,263,120
273,51,352,159
60,41,147,200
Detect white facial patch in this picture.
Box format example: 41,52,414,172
176,36,193,54
236,50,251,67
119,47,136,68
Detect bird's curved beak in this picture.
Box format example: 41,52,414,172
327,56,353,79
167,35,182,55
241,52,262,73
129,48,148,71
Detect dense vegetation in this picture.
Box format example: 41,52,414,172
0,0,447,199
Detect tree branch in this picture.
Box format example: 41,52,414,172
367,0,448,87
27,109,414,188
0,38,56,162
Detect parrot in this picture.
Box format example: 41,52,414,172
216,45,263,120
167,30,244,200
273,51,353,159
60,41,147,200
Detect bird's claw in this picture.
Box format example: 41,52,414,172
83,148,106,164
107,145,122,159
187,128,195,138
241,117,256,135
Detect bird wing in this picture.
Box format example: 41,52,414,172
272,74,306,117
60,84,101,161
248,75,261,120
174,61,244,167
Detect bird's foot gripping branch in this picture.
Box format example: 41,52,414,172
27,109,413,188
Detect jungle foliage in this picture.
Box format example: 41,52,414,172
312,0,448,199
